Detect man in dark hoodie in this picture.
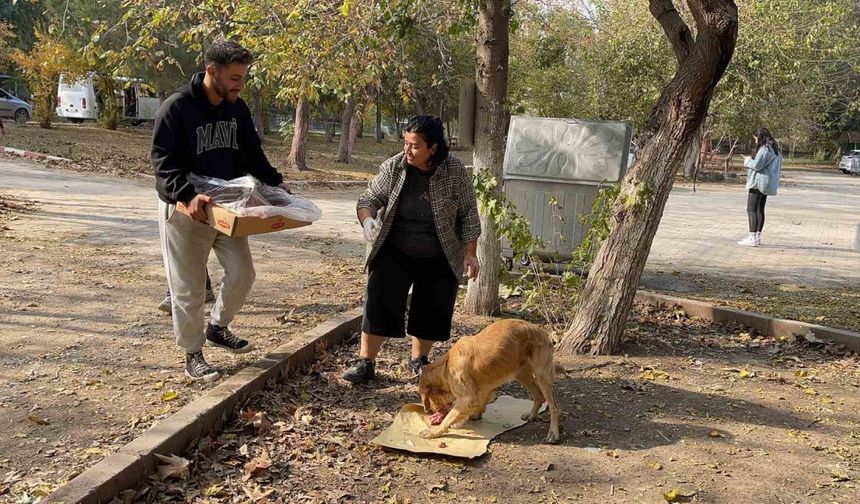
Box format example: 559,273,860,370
153,38,288,381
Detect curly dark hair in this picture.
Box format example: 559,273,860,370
204,37,253,67
405,115,449,166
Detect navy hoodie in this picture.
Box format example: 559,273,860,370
152,72,283,204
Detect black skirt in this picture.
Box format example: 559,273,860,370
361,243,458,341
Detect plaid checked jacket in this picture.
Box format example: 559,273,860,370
357,152,482,277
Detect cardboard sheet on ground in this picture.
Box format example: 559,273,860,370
372,395,544,458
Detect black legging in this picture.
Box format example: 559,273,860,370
747,189,767,232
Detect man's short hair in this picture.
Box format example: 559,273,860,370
204,38,253,67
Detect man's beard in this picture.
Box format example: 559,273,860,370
214,80,237,103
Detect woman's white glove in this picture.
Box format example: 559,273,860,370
361,217,379,243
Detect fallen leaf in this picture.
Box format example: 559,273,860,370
663,489,681,503
203,484,225,497
426,481,447,492
152,381,164,390
243,453,273,481
152,453,190,480
663,488,697,502
119,488,136,504
640,369,670,381
161,390,178,402
651,462,664,470
804,333,826,345
708,430,725,438
830,469,851,482
738,369,754,379
27,413,49,425
83,447,106,458
805,387,818,396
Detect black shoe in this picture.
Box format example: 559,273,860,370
185,352,220,381
158,294,172,314
342,358,375,384
408,356,429,376
205,323,253,354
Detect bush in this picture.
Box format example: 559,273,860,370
11,31,85,129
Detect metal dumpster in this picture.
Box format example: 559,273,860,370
501,116,632,264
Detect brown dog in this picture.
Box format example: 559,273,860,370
418,319,561,444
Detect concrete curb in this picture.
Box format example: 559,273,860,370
45,307,364,504
635,290,860,351
0,146,72,163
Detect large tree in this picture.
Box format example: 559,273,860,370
558,0,739,355
462,0,511,315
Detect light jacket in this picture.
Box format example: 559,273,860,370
357,152,481,277
744,146,782,196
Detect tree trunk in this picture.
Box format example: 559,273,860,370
252,86,265,143
394,98,402,139
287,97,309,171
558,0,738,356
413,91,425,115
337,95,356,163
262,98,271,135
724,137,739,173
348,107,362,156
325,120,334,143
463,0,511,316
683,124,704,177
376,90,383,143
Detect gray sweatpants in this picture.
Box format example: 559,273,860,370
158,199,256,353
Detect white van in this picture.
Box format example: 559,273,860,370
56,74,161,125
56,73,98,123
118,78,160,125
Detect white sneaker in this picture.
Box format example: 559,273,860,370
755,232,762,246
737,234,757,247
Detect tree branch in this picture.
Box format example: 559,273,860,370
649,0,694,64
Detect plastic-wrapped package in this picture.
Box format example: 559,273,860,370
187,174,322,222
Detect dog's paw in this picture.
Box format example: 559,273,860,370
521,412,538,422
419,429,438,439
469,413,483,421
544,431,561,444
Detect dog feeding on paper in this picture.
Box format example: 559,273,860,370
371,319,563,457
418,319,562,444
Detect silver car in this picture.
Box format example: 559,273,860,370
0,88,33,123
839,150,860,175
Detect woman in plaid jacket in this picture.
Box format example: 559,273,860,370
342,115,482,384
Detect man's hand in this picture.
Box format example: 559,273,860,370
464,254,480,280
278,181,293,194
743,155,752,165
187,194,212,222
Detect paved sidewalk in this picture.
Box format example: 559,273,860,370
2,159,856,290
649,170,860,287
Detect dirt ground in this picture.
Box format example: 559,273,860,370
1,125,856,503
641,270,860,333
97,303,860,504
0,177,368,504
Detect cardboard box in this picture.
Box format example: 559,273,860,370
176,202,310,237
